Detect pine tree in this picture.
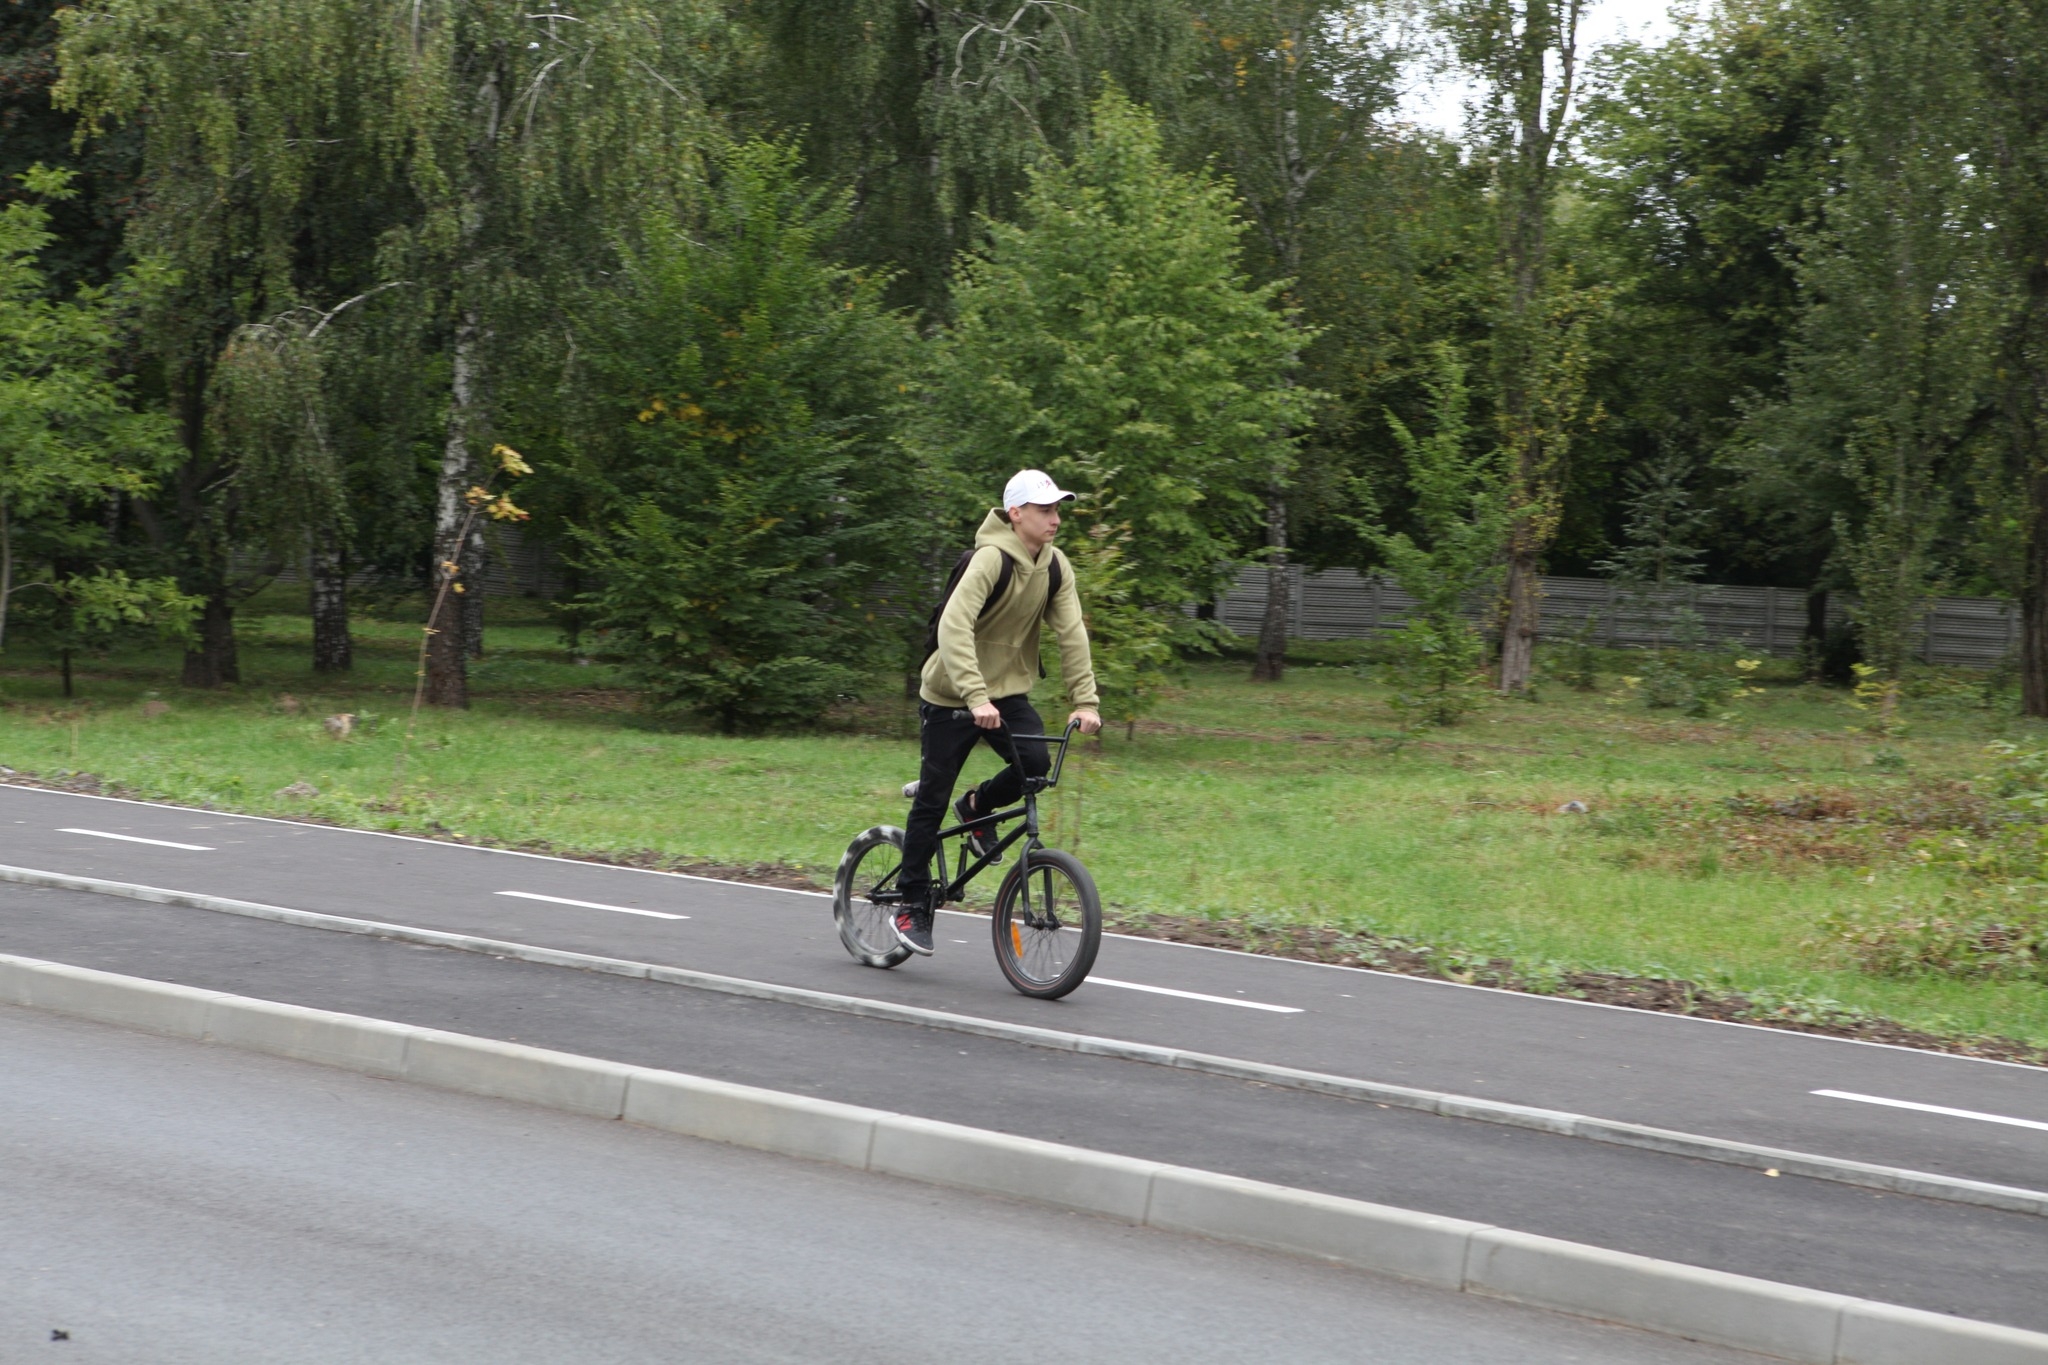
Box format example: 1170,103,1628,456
1352,344,1505,725
568,141,913,733
928,87,1314,724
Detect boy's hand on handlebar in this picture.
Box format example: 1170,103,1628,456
1069,707,1102,735
971,702,1003,729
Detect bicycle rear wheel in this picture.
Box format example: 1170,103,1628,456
834,825,912,969
991,847,1100,999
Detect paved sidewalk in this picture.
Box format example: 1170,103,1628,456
3,1005,1768,1365
4,877,2044,1334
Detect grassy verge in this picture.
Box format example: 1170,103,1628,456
3,598,2046,1058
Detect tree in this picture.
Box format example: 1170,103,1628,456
1351,343,1504,724
56,0,427,686
1437,0,1605,693
1964,1,2048,715
1743,0,1991,711
376,0,726,708
1576,1,1832,589
1597,451,1736,714
0,0,136,294
731,0,1198,320
57,0,724,700
19,569,200,698
1182,0,1412,682
929,87,1314,715
0,168,179,657
568,141,914,733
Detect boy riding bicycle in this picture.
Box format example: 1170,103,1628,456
896,470,1104,954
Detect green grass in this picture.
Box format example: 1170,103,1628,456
4,599,2047,1048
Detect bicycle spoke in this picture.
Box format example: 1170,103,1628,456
835,826,911,968
994,853,1097,995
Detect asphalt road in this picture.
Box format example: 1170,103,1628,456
2,1005,1771,1365
3,783,2045,1196
4,876,2045,1333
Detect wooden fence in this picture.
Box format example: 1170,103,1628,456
1215,566,2023,669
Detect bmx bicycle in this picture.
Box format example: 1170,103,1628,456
832,718,1101,999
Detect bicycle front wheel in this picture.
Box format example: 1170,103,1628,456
834,825,912,969
991,847,1101,999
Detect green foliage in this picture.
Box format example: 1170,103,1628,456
0,170,178,650
1596,452,1762,718
22,569,199,654
1551,615,1602,691
1351,344,1502,725
732,0,1198,317
206,314,349,563
1739,0,1992,688
1053,510,1176,729
1577,1,1831,581
0,173,170,507
929,86,1315,627
569,140,911,733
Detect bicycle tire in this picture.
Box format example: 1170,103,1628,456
990,846,1100,999
834,824,913,969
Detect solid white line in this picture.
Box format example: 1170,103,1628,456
1089,977,1302,1014
1813,1089,2048,1133
59,827,214,852
495,891,687,921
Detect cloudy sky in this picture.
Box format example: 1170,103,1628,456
1396,0,1691,137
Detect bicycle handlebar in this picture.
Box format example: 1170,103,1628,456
997,717,1083,790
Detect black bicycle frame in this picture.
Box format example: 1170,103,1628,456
927,719,1080,904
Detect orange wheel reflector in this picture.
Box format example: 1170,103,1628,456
1011,923,1024,957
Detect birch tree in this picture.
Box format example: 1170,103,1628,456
56,0,416,685
1184,0,1410,682
381,1,724,706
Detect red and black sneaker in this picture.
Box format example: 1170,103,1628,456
954,791,1000,863
893,898,935,956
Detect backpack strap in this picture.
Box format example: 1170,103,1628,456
922,546,1015,662
986,549,1016,617
1035,550,1065,678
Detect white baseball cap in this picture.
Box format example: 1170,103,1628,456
1003,468,1077,510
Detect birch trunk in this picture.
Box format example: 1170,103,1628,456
425,306,482,708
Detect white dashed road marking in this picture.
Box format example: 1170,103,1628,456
59,828,214,852
1813,1089,2048,1134
495,891,688,921
1089,978,1302,1013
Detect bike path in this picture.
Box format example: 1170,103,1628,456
2,879,2041,1336
3,783,2046,1196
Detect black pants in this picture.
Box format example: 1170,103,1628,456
899,695,1051,903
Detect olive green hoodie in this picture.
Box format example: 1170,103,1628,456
920,510,1099,711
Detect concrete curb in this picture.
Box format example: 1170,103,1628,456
5,950,2046,1364
8,860,2044,1223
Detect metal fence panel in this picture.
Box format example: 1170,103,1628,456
1215,568,2018,668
